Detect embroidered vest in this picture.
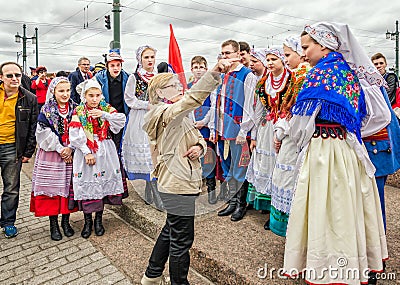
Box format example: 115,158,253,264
134,73,149,101
214,66,252,139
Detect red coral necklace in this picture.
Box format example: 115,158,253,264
271,69,287,90
58,103,69,115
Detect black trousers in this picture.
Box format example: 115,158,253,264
145,192,197,285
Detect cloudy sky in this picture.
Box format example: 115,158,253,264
1,0,399,75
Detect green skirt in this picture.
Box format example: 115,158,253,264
253,192,271,211
247,183,271,211
246,183,257,205
269,205,289,237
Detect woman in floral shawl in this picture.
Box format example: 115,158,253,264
69,78,126,239
30,77,78,241
283,22,389,285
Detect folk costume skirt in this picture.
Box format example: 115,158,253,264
72,138,125,213
246,121,276,211
283,135,388,285
30,149,77,216
270,135,298,237
122,108,153,181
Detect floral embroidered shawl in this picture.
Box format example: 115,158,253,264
291,52,367,142
69,99,115,153
37,97,77,145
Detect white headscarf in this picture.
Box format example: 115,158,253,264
135,45,158,83
250,48,268,67
45,77,69,102
136,45,157,69
304,22,386,87
283,35,303,56
265,46,285,63
76,78,104,103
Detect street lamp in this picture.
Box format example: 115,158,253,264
386,20,399,77
15,24,38,74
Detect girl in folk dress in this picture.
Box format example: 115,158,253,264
122,45,164,210
245,47,292,230
283,22,389,285
30,77,78,241
269,36,310,237
69,79,126,238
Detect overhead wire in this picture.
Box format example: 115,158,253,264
4,0,396,68
122,2,266,39
191,0,298,31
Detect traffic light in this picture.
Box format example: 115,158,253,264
105,15,111,30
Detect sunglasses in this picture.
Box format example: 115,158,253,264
4,73,22,79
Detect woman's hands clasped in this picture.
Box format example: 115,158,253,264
84,153,96,165
61,147,73,163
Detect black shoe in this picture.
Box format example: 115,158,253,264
49,216,62,241
61,214,74,237
231,206,246,222
218,179,239,216
230,180,248,221
264,219,270,230
208,190,217,204
218,203,237,216
246,204,254,210
206,178,217,204
94,211,105,236
217,181,228,201
81,213,93,239
368,271,377,284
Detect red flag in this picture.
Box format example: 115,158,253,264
168,24,187,89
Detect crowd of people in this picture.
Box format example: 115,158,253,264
0,21,399,285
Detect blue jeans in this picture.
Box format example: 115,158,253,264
218,139,248,182
0,143,22,227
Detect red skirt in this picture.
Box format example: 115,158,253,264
30,192,78,217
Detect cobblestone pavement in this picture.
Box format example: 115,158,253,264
0,171,133,285
0,161,213,285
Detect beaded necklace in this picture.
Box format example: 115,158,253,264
256,69,291,123
270,69,287,90
58,103,69,116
